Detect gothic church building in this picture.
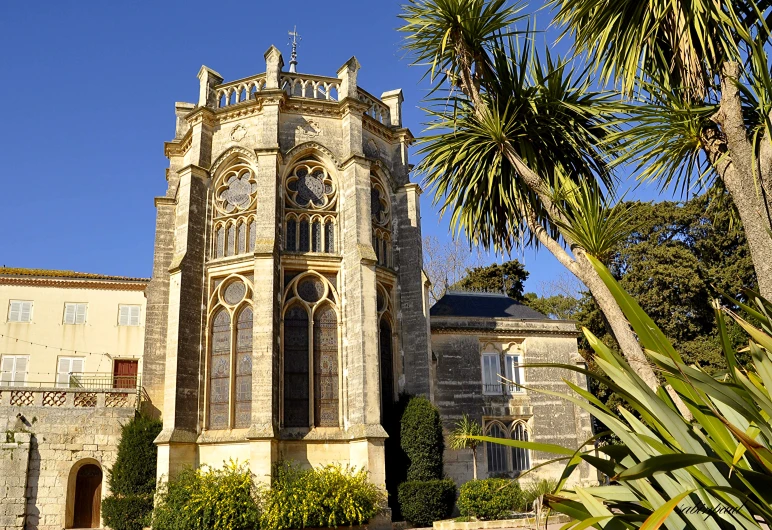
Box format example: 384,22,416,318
143,47,431,489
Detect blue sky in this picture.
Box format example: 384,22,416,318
0,0,674,295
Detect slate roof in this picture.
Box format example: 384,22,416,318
430,290,547,319
0,267,149,283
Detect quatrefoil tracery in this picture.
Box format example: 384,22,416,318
285,163,337,211
215,165,258,216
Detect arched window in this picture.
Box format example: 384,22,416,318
282,273,340,428
486,422,508,474
208,309,231,430
371,173,392,267
211,160,258,260
283,159,338,254
511,423,530,472
314,305,339,427
207,277,254,430
283,304,310,427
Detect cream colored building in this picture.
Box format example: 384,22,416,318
0,268,148,388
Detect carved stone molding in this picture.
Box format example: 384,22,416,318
284,141,342,169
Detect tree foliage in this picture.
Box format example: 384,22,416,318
101,414,162,530
454,259,528,300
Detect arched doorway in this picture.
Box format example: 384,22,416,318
72,464,102,528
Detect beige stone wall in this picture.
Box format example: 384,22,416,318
0,283,146,385
0,432,31,530
0,392,134,530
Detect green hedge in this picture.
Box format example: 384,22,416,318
457,479,521,520
400,396,444,481
261,463,385,530
153,461,259,530
398,479,456,527
101,414,162,530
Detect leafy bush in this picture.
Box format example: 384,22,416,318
400,396,444,481
153,461,259,530
457,478,521,520
101,414,162,530
260,462,385,530
398,479,456,527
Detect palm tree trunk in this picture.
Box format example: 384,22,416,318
472,447,478,480
709,62,772,299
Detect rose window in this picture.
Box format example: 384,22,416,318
215,166,258,215
286,163,336,210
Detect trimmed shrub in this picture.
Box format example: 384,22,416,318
400,396,444,481
101,414,162,530
153,461,259,530
457,479,521,520
398,479,456,527
260,462,385,530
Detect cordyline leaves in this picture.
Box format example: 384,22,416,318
412,35,623,252
477,255,772,528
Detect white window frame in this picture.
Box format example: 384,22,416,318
1,355,29,387
118,304,141,326
63,303,88,325
504,354,526,394
8,300,33,323
56,356,85,388
481,351,502,395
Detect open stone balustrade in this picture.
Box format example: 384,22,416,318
0,386,140,410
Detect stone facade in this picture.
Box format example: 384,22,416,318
0,388,136,530
143,46,430,491
430,292,595,487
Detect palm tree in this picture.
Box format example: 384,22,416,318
550,0,772,298
398,0,660,390
448,414,483,480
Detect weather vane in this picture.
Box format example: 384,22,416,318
288,26,301,73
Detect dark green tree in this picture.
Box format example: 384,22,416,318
102,414,163,530
455,260,529,301
523,292,581,320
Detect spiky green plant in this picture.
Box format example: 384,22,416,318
550,0,772,299
449,414,484,480
466,254,772,528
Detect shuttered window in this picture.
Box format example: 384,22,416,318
118,305,141,326
1,355,29,387
8,300,33,322
64,303,87,325
57,357,85,387
481,352,502,395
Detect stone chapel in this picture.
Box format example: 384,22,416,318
142,46,430,489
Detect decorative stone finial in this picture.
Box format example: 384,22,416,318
288,26,301,74
381,89,404,127
264,45,284,89
337,56,361,100
197,65,223,108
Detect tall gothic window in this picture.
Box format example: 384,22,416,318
283,159,338,254
484,420,532,475
485,422,508,475
282,273,340,428
377,284,394,419
212,160,258,260
207,276,253,430
371,173,392,267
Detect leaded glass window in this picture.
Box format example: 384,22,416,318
235,307,253,429
216,226,225,258
324,221,335,253
284,305,310,427
299,220,310,252
208,309,231,430
379,319,394,419
248,219,257,252
227,224,236,256
238,222,247,255
314,305,339,427
286,219,297,251
371,173,392,267
312,221,322,252
486,423,508,474
511,423,530,472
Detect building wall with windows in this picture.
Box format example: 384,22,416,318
430,291,595,487
0,269,148,387
143,46,429,498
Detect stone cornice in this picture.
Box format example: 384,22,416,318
398,182,423,196
430,316,581,337
283,98,342,119
340,154,370,170
362,116,396,142
216,100,264,124
0,276,148,291
154,196,176,207
185,106,217,127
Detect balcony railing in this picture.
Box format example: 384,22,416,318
0,373,146,410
